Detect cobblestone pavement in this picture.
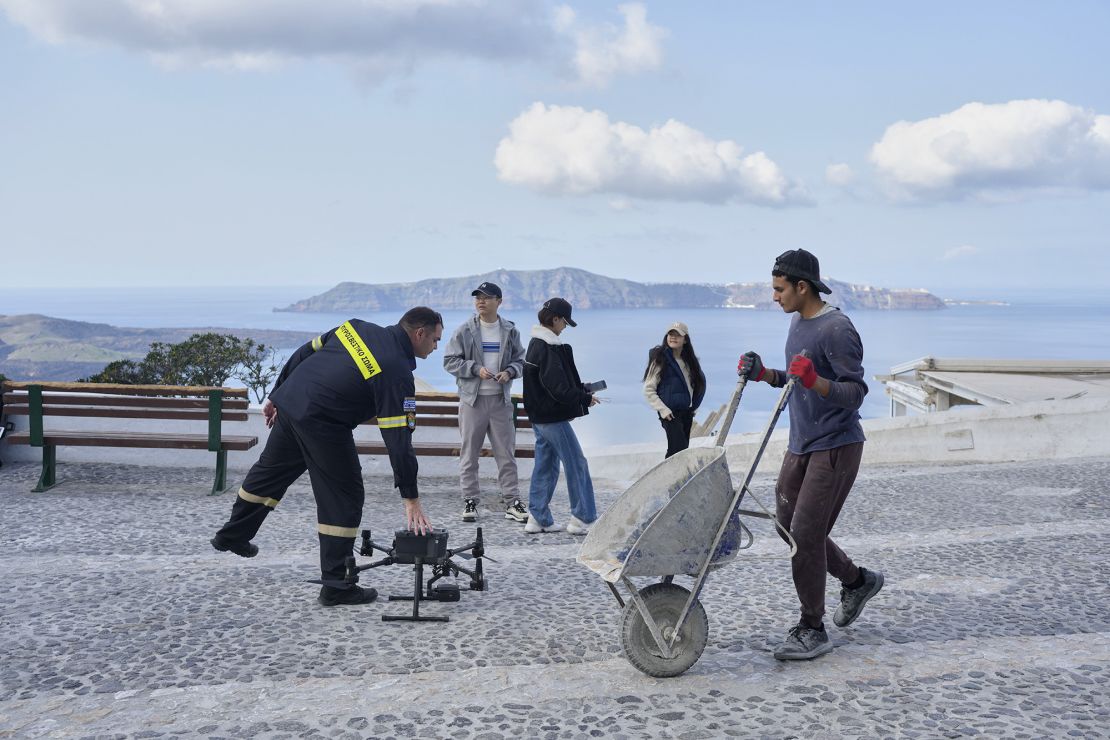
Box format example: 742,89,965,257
1,455,1108,739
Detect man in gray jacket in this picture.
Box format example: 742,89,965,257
443,282,529,523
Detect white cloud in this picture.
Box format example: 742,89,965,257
825,163,855,187
555,3,665,87
0,0,664,86
494,102,809,206
941,244,979,261
870,99,1110,200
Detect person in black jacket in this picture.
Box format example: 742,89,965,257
211,307,443,607
521,297,599,536
642,321,707,458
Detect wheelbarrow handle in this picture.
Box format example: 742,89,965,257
716,349,810,447
714,374,749,447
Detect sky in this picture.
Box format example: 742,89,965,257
1,1,1108,298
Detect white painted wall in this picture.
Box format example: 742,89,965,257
584,396,1110,485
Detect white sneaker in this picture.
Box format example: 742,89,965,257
566,516,591,536
504,499,529,523
524,518,564,534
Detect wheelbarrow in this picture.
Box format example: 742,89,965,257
577,359,805,677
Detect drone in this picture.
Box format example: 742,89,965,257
324,527,489,622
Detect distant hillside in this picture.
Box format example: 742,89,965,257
276,267,945,313
0,314,314,382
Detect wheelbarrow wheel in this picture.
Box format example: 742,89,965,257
620,582,708,678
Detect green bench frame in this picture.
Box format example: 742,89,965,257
1,381,258,495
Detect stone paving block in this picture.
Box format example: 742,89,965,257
0,457,1108,737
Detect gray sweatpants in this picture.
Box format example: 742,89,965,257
459,393,520,504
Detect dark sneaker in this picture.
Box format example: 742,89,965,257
833,567,885,628
210,536,258,558
773,621,833,661
504,499,529,523
317,585,378,607
462,498,478,522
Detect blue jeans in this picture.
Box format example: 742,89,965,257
528,421,598,527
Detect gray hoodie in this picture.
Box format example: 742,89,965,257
442,314,525,406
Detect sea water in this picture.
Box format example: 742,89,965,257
2,287,1108,448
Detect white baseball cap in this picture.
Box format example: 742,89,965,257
667,321,689,336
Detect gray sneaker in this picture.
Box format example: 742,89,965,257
833,567,885,628
773,621,832,661
462,498,478,522
504,499,529,523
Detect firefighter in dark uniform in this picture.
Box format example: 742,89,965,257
211,307,443,606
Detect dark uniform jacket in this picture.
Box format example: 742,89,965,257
269,320,420,497
522,329,592,425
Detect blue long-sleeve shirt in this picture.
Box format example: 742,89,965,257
769,306,868,454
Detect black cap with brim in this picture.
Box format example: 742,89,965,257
471,281,502,299
543,297,577,327
773,249,832,294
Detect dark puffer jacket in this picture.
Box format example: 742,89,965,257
522,328,591,425
656,349,706,413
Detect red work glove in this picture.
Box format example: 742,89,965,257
737,351,766,381
788,354,818,389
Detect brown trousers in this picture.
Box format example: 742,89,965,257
775,442,864,627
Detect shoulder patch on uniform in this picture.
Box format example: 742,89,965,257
405,396,417,430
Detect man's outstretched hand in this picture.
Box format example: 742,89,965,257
404,498,433,534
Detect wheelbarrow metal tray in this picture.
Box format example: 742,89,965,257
577,446,744,583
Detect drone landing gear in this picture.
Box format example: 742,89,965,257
384,560,454,622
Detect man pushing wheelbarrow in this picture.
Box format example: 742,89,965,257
577,248,884,676
739,248,884,661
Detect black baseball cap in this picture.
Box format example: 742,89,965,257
772,249,832,294
471,282,502,299
543,297,577,327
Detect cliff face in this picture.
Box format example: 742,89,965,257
0,314,315,381
726,279,946,310
277,267,945,313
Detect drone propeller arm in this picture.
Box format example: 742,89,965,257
448,526,485,560
351,555,394,574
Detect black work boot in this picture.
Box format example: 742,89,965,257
317,585,378,607
210,536,258,558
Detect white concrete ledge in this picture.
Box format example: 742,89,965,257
6,396,1108,484
586,396,1110,483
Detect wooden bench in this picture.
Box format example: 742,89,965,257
0,381,259,494
356,391,536,459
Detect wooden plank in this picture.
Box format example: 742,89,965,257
3,392,248,409
355,441,535,458
2,405,248,422
1,381,248,398
5,431,257,451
